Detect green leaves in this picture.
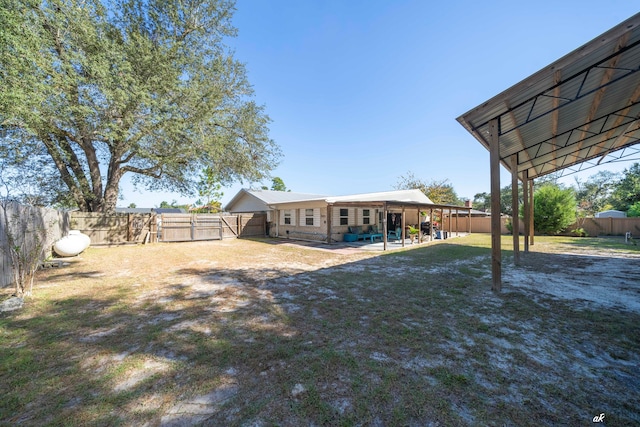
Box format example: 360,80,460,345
1,0,280,212
395,171,463,205
533,184,577,235
610,163,640,211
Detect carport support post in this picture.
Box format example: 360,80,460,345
522,170,530,253
529,179,534,246
326,204,332,244
429,208,433,240
382,202,388,251
511,155,520,265
490,118,502,291
401,206,406,247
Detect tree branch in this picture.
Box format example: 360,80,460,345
120,165,162,178
40,134,90,210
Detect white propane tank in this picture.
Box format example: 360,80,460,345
53,230,91,257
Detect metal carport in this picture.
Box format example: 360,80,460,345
457,12,640,291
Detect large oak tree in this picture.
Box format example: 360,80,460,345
0,0,280,212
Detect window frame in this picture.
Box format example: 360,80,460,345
305,208,314,226
362,209,371,225
339,208,348,226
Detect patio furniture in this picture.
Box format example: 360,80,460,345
347,226,368,241
347,225,382,242
370,233,383,242
387,227,402,241
343,233,359,242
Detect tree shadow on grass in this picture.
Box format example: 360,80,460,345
0,267,305,426
1,238,639,426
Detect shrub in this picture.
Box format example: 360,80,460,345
534,184,577,235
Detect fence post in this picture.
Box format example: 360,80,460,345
127,213,132,242
150,214,156,243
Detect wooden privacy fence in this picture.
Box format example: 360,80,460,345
564,217,640,236
443,217,517,234
160,214,224,242
1,202,69,287
71,212,156,245
70,212,266,245
159,213,266,242
444,215,640,236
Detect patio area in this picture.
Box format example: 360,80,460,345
347,231,470,251
270,232,471,253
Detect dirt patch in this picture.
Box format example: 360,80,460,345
503,243,640,312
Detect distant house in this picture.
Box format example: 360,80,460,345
115,207,153,214
225,188,471,244
448,201,491,218
153,208,186,214
595,210,627,218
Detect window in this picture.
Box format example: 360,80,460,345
362,209,370,225
280,209,296,226
340,208,348,225
305,209,314,226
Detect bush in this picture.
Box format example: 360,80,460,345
534,184,577,235
627,201,640,217
571,227,589,237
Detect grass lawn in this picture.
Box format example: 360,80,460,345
1,234,639,426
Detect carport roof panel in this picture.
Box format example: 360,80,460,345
457,13,640,179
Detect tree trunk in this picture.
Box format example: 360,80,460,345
102,169,123,214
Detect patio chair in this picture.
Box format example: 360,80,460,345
388,227,402,241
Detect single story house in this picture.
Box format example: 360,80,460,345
224,189,328,221
225,188,472,249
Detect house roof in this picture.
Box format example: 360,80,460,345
245,189,328,204
224,188,327,212
225,188,469,211
457,12,640,180
327,189,434,204
595,209,627,217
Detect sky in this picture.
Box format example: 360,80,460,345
118,0,640,209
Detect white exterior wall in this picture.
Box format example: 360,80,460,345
227,193,270,213
274,207,327,241
272,205,420,242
